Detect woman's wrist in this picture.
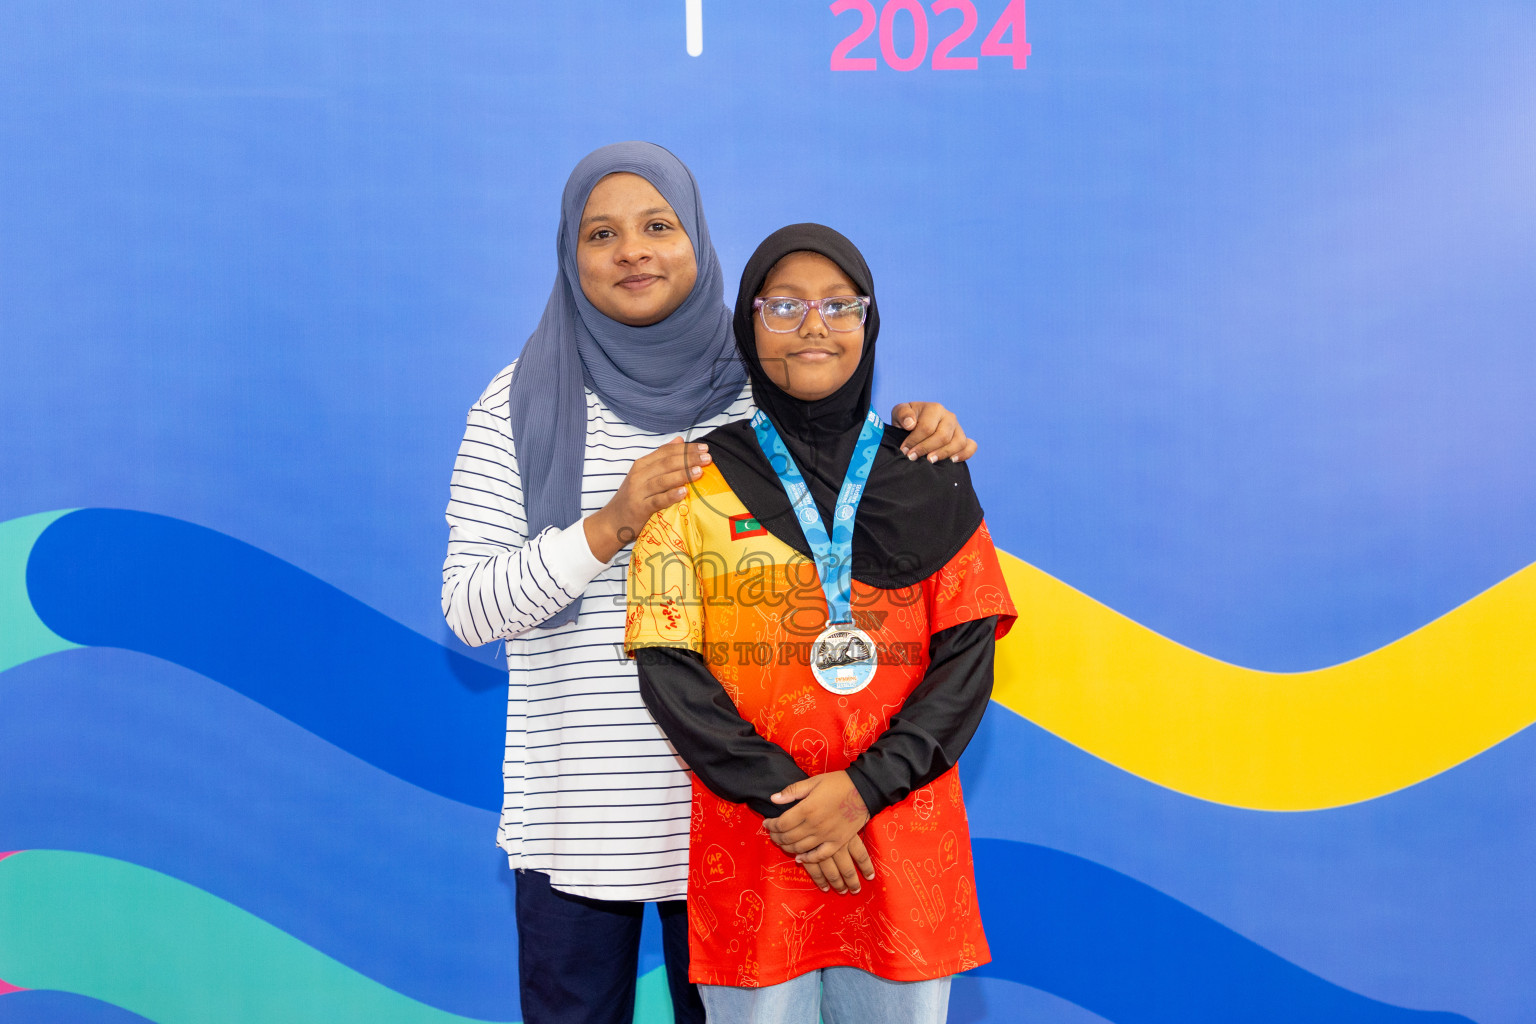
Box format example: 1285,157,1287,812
584,505,626,563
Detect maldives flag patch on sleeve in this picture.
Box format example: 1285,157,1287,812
729,513,767,540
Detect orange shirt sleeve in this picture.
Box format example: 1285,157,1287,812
924,519,1018,639
624,502,705,654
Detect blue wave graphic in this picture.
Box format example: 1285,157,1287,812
1,509,1496,1022
2,661,1473,1024
962,708,1533,1024
0,650,520,1019
26,509,506,810
0,994,153,1024
0,991,154,1024
949,975,1111,1024
972,839,1473,1024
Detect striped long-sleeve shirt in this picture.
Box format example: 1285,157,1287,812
442,359,754,901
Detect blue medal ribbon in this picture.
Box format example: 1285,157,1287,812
750,407,884,624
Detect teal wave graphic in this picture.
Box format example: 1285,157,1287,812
0,511,77,673
0,850,510,1024
0,850,680,1024
0,842,1473,1024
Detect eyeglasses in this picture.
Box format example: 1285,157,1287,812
753,295,871,333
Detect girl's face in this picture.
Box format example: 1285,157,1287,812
753,251,865,402
576,172,699,327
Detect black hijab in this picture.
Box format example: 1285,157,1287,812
701,224,984,589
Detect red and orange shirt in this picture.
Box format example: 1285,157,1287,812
626,463,1016,987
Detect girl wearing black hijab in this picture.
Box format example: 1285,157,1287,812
626,225,1016,1024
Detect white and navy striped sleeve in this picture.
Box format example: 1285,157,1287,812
442,363,610,645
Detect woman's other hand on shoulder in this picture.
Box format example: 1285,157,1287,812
891,401,979,464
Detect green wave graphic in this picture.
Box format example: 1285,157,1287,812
632,965,675,1023
0,850,677,1024
0,850,512,1024
0,510,77,673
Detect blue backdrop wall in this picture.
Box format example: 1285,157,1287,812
3,3,1535,1022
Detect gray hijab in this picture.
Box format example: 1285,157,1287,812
507,142,744,628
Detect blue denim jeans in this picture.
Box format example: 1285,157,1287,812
698,968,951,1024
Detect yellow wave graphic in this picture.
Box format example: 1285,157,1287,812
991,551,1536,811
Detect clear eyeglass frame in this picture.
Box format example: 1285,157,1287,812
753,295,871,333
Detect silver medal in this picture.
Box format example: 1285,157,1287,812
810,622,878,695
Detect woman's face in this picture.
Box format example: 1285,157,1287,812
575,172,699,327
753,251,865,402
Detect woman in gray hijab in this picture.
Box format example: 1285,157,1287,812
443,142,976,1024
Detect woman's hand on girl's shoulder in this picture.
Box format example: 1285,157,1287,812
890,401,979,464
585,438,710,561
